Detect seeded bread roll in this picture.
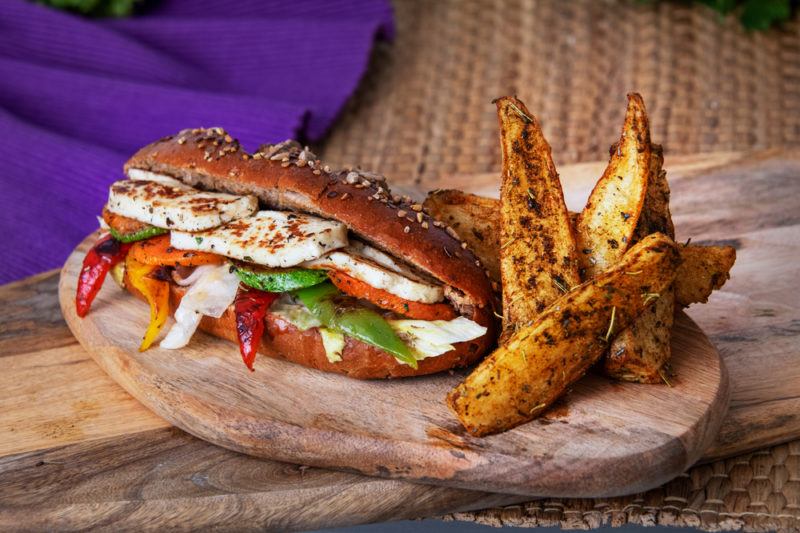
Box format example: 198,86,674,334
123,128,498,378
124,129,495,312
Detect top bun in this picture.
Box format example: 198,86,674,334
124,128,496,316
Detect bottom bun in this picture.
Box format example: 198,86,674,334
130,284,496,379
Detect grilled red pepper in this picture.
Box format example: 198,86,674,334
76,235,131,317
234,288,278,370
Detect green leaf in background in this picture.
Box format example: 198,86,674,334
639,0,795,30
34,0,145,17
739,0,792,30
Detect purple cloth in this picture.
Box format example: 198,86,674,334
0,0,393,284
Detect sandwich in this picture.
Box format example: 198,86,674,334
76,128,497,378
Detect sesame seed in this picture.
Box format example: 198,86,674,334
421,221,429,229
433,220,443,228
281,162,291,168
341,193,350,200
461,242,468,249
397,210,407,218
446,226,459,239
411,204,423,212
416,212,424,223
312,169,321,175
224,135,233,143
404,226,410,233
296,159,307,167
177,137,186,145
324,165,332,173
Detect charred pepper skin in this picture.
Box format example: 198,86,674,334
294,282,417,367
234,288,279,371
76,235,131,317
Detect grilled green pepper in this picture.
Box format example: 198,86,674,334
294,282,417,367
108,224,168,243
235,265,328,292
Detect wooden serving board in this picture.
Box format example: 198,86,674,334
57,238,728,494
2,150,798,531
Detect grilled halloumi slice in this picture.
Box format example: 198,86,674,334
170,211,349,268
304,241,444,303
107,174,258,232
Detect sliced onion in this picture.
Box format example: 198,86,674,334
160,263,240,349
171,264,216,286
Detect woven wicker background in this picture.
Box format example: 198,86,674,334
321,0,800,184
319,0,800,530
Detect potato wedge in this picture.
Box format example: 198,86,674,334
604,287,675,383
448,233,680,436
675,244,736,306
575,93,651,278
495,96,580,338
423,189,501,285
633,144,674,240
606,144,676,383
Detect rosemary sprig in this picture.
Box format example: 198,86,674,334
552,276,569,294
642,292,661,306
501,237,517,249
508,102,534,124
604,306,617,342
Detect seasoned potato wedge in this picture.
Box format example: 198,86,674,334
495,96,580,337
423,189,501,284
448,233,680,436
575,93,651,278
606,144,676,383
605,287,675,383
675,244,736,306
633,144,674,240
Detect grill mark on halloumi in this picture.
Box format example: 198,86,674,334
107,178,258,232
170,211,349,268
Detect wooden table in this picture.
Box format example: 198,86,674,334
1,150,799,531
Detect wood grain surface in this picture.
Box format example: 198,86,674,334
1,150,798,531
58,238,729,498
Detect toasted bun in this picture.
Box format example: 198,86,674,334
124,129,495,312
153,284,493,379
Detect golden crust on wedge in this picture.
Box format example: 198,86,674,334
423,190,502,286
605,143,676,383
675,244,736,306
494,97,580,337
575,93,651,278
447,233,680,436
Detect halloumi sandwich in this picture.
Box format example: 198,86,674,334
76,128,496,378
